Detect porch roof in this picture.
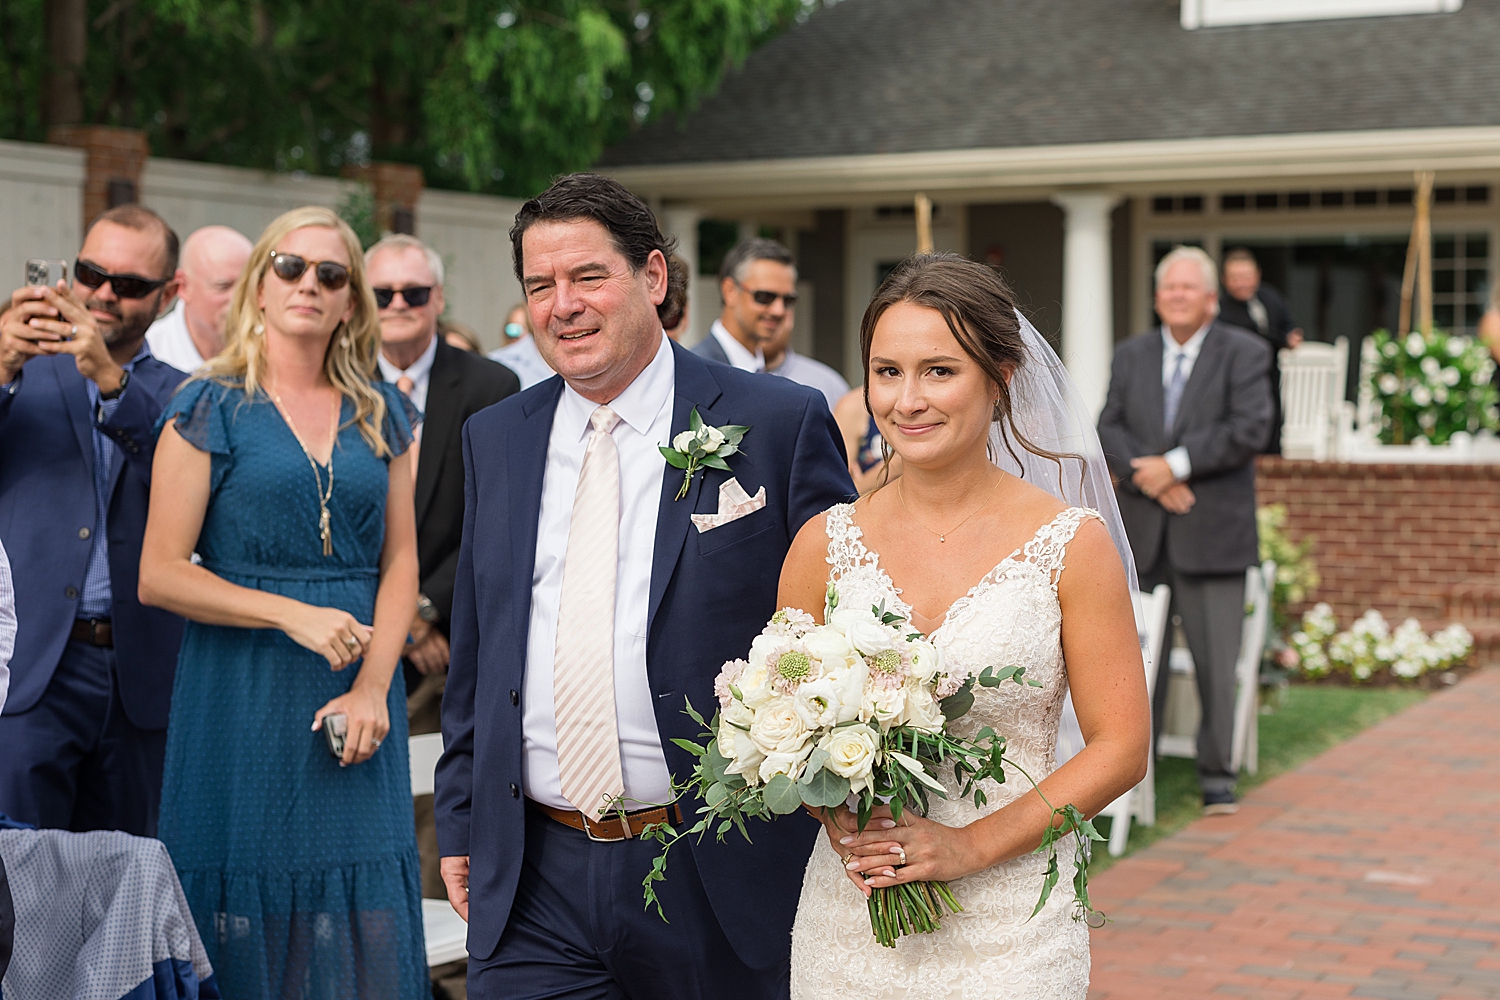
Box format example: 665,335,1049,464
601,0,1500,171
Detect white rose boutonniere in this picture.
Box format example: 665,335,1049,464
659,407,750,500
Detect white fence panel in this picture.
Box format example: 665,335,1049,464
0,139,85,292
418,189,524,352
141,158,347,246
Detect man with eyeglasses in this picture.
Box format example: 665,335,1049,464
693,237,800,373
146,224,253,372
367,233,520,896
0,204,188,836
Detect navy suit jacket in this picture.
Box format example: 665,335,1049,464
436,342,856,966
0,353,187,728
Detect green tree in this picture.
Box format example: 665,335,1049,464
2,0,816,195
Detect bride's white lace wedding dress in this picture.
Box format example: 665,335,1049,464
789,503,1100,1000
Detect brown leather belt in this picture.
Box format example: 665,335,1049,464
529,799,683,842
70,618,113,648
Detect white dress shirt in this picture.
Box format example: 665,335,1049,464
522,334,676,810
1161,323,1211,481
145,301,205,373
377,332,438,419
769,349,850,410
710,320,765,372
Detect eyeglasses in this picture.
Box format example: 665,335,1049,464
74,260,169,299
735,280,798,308
373,286,433,309
268,251,350,290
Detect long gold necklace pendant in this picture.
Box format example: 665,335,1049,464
319,505,333,556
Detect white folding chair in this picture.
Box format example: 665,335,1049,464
1096,584,1171,856
409,732,468,966
1230,561,1276,776
1278,337,1347,460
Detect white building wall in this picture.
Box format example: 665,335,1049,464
419,188,525,352
0,139,85,293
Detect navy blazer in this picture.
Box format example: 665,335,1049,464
436,342,856,967
0,353,187,728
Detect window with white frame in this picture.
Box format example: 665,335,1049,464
1181,0,1461,29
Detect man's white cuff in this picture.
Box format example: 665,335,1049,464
1164,446,1192,481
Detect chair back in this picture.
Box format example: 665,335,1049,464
1279,337,1348,460
1230,560,1276,774
1132,583,1172,700
409,732,444,798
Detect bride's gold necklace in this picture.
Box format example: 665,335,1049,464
266,380,339,556
897,475,1000,543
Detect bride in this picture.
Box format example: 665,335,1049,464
778,254,1151,998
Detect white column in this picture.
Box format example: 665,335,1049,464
660,206,702,346
1051,191,1121,419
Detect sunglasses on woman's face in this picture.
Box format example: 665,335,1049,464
373,286,433,309
74,260,169,299
268,251,350,290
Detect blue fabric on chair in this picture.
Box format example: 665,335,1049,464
0,829,212,1000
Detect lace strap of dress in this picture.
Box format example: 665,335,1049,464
823,503,872,579
1022,507,1104,591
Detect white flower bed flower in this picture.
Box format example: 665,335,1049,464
1287,602,1472,684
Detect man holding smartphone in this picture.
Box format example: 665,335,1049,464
0,204,187,837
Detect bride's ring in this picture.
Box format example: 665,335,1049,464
894,847,907,867
343,636,359,650
842,851,856,866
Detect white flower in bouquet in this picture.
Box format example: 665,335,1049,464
847,618,897,657
824,660,870,723
863,681,909,726
758,740,815,783
904,682,948,733
749,697,810,756
793,677,846,729
803,627,858,672
718,717,765,779
715,659,749,708
818,725,880,793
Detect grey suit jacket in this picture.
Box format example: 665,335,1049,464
1097,321,1273,577
691,330,731,365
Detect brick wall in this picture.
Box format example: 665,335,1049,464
47,125,149,226
1257,457,1500,627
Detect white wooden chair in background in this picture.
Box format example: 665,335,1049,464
1157,561,1275,780
1278,337,1348,460
1093,584,1172,856
410,732,469,967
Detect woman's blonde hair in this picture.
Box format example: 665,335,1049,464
196,206,390,456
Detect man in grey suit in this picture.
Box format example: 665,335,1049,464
1098,245,1273,815
692,238,797,372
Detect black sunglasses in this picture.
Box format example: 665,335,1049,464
74,260,168,299
268,251,350,290
373,286,433,309
736,280,798,308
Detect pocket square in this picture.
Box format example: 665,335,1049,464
691,477,767,533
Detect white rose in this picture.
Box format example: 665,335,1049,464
792,678,844,730
827,606,880,632
863,683,907,726
804,628,856,671
672,430,697,453
719,718,765,782
824,660,869,723
907,639,944,681
847,619,896,657
758,739,814,783
819,726,880,793
698,425,727,454
904,684,946,733
723,699,754,729
749,697,809,755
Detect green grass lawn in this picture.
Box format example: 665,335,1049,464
1088,684,1429,875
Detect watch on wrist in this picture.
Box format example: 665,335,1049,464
99,368,129,401
416,593,439,624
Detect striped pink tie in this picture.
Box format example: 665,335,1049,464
553,405,625,818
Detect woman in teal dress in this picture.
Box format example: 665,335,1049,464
140,206,426,998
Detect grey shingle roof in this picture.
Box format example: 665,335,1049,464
601,0,1500,167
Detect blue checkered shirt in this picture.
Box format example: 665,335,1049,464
77,346,149,619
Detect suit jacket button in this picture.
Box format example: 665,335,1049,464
509,783,520,798
510,689,519,706
78,527,91,539
65,585,78,599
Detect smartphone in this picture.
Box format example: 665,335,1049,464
25,259,68,287
323,713,349,758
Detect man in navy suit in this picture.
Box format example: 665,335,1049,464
435,174,855,999
0,204,188,836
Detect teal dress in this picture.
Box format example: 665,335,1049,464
155,379,427,1000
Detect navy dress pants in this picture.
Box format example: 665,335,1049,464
0,640,166,837
468,804,789,1000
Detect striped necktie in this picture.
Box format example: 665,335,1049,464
1164,350,1188,433
552,405,625,818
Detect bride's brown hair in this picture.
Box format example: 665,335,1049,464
858,252,1077,481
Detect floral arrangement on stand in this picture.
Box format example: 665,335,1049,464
1364,328,1499,446
633,592,1101,948
1287,603,1473,684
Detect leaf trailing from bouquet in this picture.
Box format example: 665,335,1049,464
625,595,1104,947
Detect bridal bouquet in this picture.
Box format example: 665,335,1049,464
634,589,1102,948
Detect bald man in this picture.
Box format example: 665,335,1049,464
146,225,252,371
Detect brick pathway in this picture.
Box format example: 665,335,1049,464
1089,669,1500,1000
